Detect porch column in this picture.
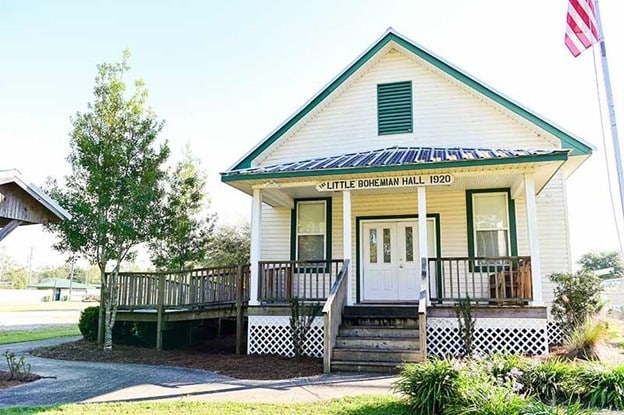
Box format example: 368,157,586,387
418,187,429,305
249,188,262,306
343,190,353,305
524,173,543,306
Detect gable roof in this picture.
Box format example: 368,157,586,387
223,146,569,181
228,28,593,172
0,169,71,222
31,279,90,289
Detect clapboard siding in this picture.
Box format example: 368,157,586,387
259,204,290,261
257,48,558,167
536,172,571,308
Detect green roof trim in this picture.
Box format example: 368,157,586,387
229,29,592,172
222,152,569,183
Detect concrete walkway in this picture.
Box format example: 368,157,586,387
0,338,398,408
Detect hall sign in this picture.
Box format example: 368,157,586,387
315,174,454,192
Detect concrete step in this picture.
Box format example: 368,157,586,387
335,336,420,350
338,326,419,338
332,347,422,363
330,360,404,374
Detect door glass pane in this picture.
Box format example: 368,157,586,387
383,228,391,263
405,226,414,262
476,230,508,257
369,229,378,263
297,202,325,233
298,235,324,260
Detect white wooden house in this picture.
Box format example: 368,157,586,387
221,29,593,372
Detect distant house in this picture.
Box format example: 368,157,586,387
30,279,97,301
219,28,593,371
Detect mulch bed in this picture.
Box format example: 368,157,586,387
30,337,323,380
0,371,41,389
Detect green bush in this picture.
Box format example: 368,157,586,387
395,359,460,414
550,271,602,338
78,306,100,341
482,352,530,380
520,401,592,415
78,306,136,344
574,363,624,410
521,359,578,405
448,383,528,415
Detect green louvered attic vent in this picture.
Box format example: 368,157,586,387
377,81,413,135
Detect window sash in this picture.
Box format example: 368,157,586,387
296,201,327,261
472,192,511,257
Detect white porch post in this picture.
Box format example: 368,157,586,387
418,187,429,305
343,190,353,305
249,188,262,306
524,173,543,306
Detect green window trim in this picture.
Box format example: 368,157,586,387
290,198,333,263
466,188,518,263
377,81,413,135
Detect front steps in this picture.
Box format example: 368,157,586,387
330,305,424,373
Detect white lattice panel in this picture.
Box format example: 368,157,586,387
248,315,324,358
427,317,548,357
547,320,566,345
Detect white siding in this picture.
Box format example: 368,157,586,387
535,172,572,307
259,204,290,260
256,48,558,167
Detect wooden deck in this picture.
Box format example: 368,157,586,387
113,265,250,351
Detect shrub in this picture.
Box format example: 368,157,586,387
78,306,136,344
574,363,624,410
566,318,609,360
482,352,530,380
521,401,592,415
550,271,602,338
447,380,528,415
78,306,100,341
455,297,476,357
395,359,460,414
521,359,578,405
4,351,31,380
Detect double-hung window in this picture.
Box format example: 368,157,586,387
295,200,327,261
472,193,510,257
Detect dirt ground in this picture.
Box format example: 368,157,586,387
30,335,323,381
0,371,41,389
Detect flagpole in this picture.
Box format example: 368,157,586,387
593,0,624,243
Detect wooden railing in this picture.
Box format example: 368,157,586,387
322,259,350,373
117,265,250,310
258,260,345,303
428,256,532,304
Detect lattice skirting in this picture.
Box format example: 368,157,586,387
547,320,566,345
427,317,548,358
248,315,324,358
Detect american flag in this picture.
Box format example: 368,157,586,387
565,0,600,57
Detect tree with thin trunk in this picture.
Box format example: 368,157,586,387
46,51,169,350
149,145,215,271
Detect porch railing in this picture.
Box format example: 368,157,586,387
258,259,345,303
117,265,250,309
322,259,350,373
428,256,532,304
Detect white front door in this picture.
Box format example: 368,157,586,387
361,218,436,302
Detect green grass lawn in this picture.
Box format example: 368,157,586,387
0,325,81,345
0,395,409,415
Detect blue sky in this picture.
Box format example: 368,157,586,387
1,0,623,267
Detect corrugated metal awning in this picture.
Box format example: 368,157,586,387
222,146,569,179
